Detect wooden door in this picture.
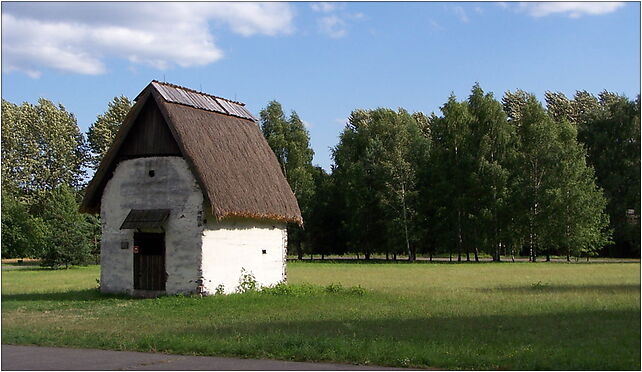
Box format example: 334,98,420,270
133,232,166,291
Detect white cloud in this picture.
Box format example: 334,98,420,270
319,15,347,38
452,6,470,23
312,3,365,39
310,2,339,13
302,120,313,129
2,2,294,77
429,19,444,31
517,2,625,18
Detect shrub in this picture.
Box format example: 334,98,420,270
1,190,47,258
38,185,98,269
236,268,258,293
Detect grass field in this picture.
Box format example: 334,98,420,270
2,262,640,369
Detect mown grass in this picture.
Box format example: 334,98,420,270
2,262,640,369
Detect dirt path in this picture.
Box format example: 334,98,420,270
1,344,420,370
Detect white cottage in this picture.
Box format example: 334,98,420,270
81,81,302,296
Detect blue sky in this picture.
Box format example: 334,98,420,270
2,2,640,171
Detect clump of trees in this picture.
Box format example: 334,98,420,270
262,84,639,261
1,96,131,268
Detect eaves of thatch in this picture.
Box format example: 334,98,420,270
81,81,302,225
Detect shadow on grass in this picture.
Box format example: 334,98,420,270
169,309,640,370
1,265,50,271
1,265,97,272
1,289,127,302
288,258,482,265
288,258,641,265
482,283,641,294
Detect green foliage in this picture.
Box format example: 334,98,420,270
1,190,47,258
552,120,611,258
1,98,86,205
259,282,366,296
305,166,348,257
333,108,429,260
87,96,132,170
505,91,611,260
426,85,516,261
214,284,226,295
579,93,639,256
38,185,99,269
236,268,258,293
259,101,315,258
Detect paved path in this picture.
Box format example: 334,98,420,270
2,345,413,370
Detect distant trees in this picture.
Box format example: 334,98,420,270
1,190,47,259
1,97,112,267
505,92,611,261
260,101,315,259
39,185,100,268
1,98,86,205
544,91,640,257
1,85,637,267
87,96,132,170
317,84,617,261
304,166,348,259
333,108,429,260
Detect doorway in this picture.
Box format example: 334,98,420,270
133,232,166,291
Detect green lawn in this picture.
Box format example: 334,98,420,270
2,262,640,369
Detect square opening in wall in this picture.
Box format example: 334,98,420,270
262,249,267,254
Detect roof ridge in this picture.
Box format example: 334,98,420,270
151,80,246,106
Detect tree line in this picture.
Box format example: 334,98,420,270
1,84,639,267
260,84,640,261
1,96,132,267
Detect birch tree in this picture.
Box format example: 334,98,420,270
87,96,132,170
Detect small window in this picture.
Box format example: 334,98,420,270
262,249,267,254
148,170,155,177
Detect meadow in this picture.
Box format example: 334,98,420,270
2,262,640,370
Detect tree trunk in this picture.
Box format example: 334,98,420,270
532,246,537,262
393,253,397,261
401,184,413,261
429,251,433,262
474,248,479,262
546,254,550,262
365,252,370,260
297,240,303,260
321,253,325,260
386,251,389,260
457,209,463,262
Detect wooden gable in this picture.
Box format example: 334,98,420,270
116,98,181,161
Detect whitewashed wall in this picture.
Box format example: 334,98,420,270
201,215,287,294
100,156,204,295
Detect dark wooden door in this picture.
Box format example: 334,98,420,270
133,232,166,291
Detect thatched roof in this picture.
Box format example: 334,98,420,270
81,81,302,225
